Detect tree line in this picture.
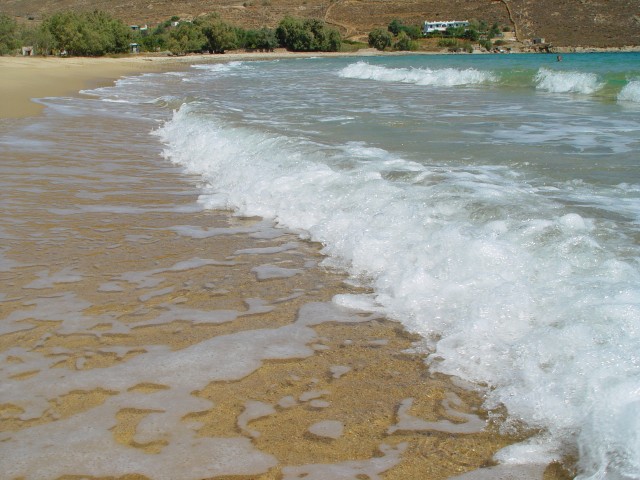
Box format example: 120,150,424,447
368,18,508,52
0,11,342,56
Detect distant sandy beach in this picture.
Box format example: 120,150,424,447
0,50,383,119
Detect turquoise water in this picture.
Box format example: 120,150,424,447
22,52,640,478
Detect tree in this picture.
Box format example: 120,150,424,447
243,27,277,51
402,24,423,40
18,23,49,55
445,26,466,38
368,28,392,51
40,10,131,56
462,28,479,42
276,16,341,52
488,22,501,39
85,10,131,54
393,31,417,51
0,13,19,55
479,39,493,51
387,19,403,36
168,21,206,54
199,15,237,53
388,19,422,40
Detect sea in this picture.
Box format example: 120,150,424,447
2,51,640,479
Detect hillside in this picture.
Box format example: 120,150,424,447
2,0,639,48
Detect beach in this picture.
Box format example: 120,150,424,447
3,50,639,479
0,52,543,479
0,50,385,118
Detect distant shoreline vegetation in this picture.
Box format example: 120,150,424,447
368,18,508,53
0,11,343,56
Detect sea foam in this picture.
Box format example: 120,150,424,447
534,67,604,94
157,103,640,480
339,61,496,86
618,80,640,104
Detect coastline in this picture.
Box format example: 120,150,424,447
0,50,380,119
0,49,578,479
2,45,638,118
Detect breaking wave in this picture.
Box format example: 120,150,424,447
534,67,604,94
156,103,640,480
618,80,640,104
338,61,497,86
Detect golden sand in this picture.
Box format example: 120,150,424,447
0,52,570,479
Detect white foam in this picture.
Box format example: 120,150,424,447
138,286,174,302
115,257,235,289
618,80,640,104
330,365,351,379
278,395,298,408
252,264,302,280
447,463,547,480
308,420,344,439
339,61,496,87
191,61,245,73
98,282,125,292
23,267,84,289
2,292,117,336
281,442,408,479
534,67,604,94
3,301,370,477
155,104,640,478
300,390,330,402
388,395,485,435
235,242,300,255
237,400,276,438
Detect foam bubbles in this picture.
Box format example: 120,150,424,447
308,420,344,439
156,102,640,479
534,67,604,94
618,80,640,104
339,61,497,87
281,442,407,479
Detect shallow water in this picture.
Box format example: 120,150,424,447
153,52,640,479
0,58,518,480
1,52,639,479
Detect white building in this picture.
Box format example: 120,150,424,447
423,20,469,34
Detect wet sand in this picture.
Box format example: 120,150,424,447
0,54,567,479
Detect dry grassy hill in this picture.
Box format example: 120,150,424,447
3,0,639,48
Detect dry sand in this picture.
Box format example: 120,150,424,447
0,52,569,479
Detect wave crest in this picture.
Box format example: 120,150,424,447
618,80,640,104
534,67,603,94
338,61,497,87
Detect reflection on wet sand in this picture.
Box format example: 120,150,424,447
0,69,564,480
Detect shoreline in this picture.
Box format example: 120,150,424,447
0,50,377,119
2,45,639,119
0,47,601,478
0,62,526,478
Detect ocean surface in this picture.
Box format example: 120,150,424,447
3,51,640,478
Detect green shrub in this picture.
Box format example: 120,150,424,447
479,39,492,51
393,31,417,51
276,16,341,52
198,15,237,53
387,19,422,40
0,14,19,55
41,11,132,56
368,28,392,50
437,38,458,48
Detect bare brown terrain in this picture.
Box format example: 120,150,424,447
2,0,639,47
